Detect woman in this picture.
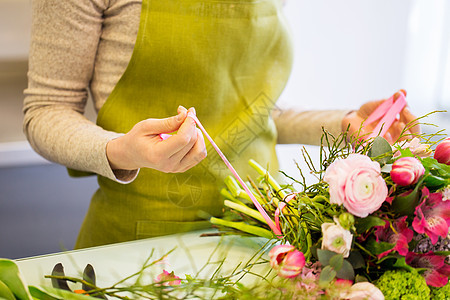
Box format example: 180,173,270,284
23,0,418,249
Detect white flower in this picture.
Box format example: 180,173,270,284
392,137,432,158
341,282,384,300
321,222,353,258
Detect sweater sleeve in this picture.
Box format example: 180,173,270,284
23,0,138,183
273,107,351,145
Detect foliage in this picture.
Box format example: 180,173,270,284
375,269,430,300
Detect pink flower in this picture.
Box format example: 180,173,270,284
321,222,353,258
269,245,305,278
406,252,450,287
393,137,432,158
374,216,413,258
434,137,450,165
297,262,322,292
155,270,181,286
412,187,450,244
390,157,425,186
341,282,385,300
442,186,450,201
324,154,388,217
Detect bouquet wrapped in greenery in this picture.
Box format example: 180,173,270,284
211,123,450,299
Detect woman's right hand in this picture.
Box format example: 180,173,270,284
106,106,207,173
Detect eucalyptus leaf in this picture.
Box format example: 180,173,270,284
365,239,395,256
319,266,336,287
329,254,344,271
335,260,355,280
0,259,32,300
368,137,393,166
347,251,365,269
355,216,385,234
316,249,337,266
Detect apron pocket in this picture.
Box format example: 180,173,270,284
136,220,212,239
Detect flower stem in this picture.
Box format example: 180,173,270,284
210,217,273,239
224,200,267,224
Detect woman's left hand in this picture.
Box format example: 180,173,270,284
342,89,421,144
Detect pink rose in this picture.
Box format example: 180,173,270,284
269,245,305,278
324,154,388,218
390,157,425,186
434,137,450,165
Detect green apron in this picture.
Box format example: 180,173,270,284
75,0,293,248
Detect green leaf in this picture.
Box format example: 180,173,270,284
433,251,450,256
354,275,369,283
423,174,448,189
335,260,355,280
0,280,15,300
368,137,393,166
29,286,98,300
329,254,344,271
317,249,337,266
392,257,416,272
391,179,422,216
0,259,32,300
364,238,395,256
319,266,336,287
355,216,385,234
347,251,365,269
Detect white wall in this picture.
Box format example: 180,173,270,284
277,0,450,184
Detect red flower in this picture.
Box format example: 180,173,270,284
412,187,450,244
374,216,413,258
406,252,450,287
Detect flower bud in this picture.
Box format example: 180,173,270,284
269,245,305,278
338,213,355,231
434,137,450,165
390,157,425,186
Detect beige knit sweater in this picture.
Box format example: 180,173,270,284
23,0,349,183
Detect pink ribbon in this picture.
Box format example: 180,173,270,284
187,112,283,237
364,91,407,139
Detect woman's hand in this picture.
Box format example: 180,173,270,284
342,90,420,144
106,106,207,173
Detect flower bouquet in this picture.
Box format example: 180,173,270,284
211,124,450,299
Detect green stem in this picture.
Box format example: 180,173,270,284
210,217,273,239
248,159,285,202
224,200,267,224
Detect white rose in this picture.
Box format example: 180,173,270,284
321,222,353,258
342,282,384,300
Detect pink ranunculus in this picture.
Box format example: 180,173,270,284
434,137,450,165
412,187,450,244
269,245,305,278
390,157,425,186
155,270,181,286
321,222,353,258
324,154,388,218
341,282,385,300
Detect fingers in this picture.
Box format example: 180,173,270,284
399,107,421,136
140,106,187,135
177,128,207,172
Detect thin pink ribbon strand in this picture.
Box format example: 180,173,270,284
365,91,407,139
187,112,282,237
